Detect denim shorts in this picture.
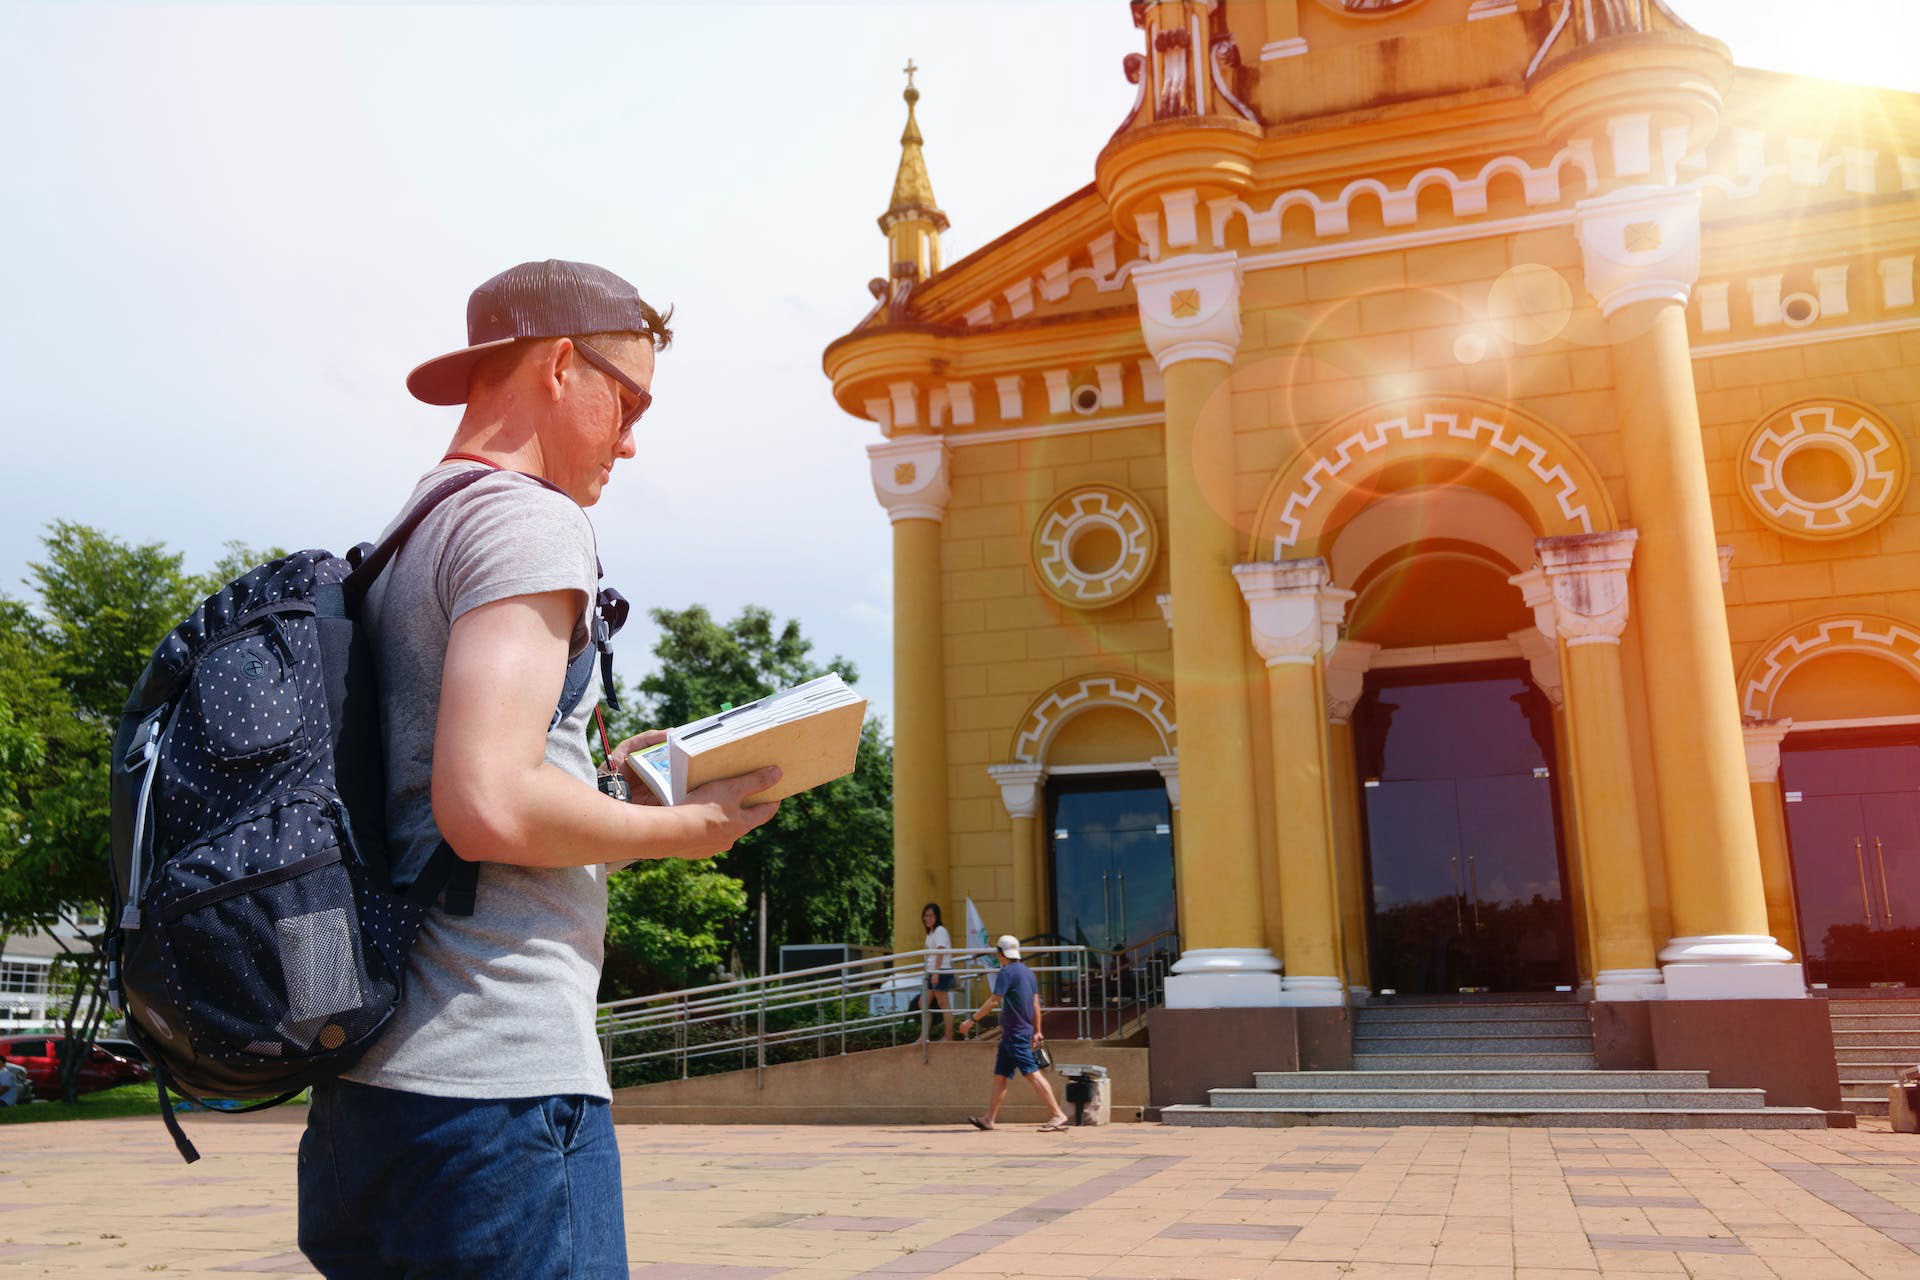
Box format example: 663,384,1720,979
926,973,955,992
298,1079,627,1278
994,1035,1041,1078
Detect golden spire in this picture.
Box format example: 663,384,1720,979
888,59,944,217
879,59,949,283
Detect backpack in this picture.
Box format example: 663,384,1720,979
106,468,625,1162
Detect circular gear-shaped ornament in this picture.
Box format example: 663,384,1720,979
1031,485,1159,608
1739,399,1909,541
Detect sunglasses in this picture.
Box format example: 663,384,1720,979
572,339,652,431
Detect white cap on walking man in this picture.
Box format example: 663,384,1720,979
995,934,1021,960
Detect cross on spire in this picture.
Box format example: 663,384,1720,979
902,59,918,90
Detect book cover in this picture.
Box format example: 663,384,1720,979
629,674,867,806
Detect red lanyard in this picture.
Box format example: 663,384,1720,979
440,451,500,469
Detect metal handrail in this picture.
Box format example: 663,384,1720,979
595,934,1178,1088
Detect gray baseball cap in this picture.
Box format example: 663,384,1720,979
407,259,659,406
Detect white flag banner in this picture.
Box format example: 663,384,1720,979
964,896,998,970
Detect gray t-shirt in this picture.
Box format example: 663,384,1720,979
344,462,612,1101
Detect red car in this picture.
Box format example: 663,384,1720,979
0,1036,150,1100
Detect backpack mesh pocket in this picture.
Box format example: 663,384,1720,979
146,798,398,1069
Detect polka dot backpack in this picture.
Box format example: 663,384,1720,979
106,468,625,1162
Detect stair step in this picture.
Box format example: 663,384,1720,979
1357,1018,1591,1035
1254,1069,1711,1090
1161,1105,1830,1130
1354,1004,1590,1024
1355,1052,1600,1070
1844,1098,1892,1116
1835,1046,1920,1062
1831,1031,1920,1047
1210,1088,1767,1110
1353,1035,1594,1053
1830,1014,1920,1031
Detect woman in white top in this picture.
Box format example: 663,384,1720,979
920,902,956,1043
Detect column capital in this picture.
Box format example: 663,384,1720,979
1533,529,1640,647
1575,184,1702,318
1150,752,1180,811
1131,250,1243,369
1508,626,1565,709
1325,640,1380,724
1233,557,1355,667
868,436,951,523
987,763,1048,818
1741,718,1793,784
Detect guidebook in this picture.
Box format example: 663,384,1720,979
627,674,868,807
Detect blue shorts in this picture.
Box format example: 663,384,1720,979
926,973,955,992
994,1035,1041,1078
298,1080,626,1278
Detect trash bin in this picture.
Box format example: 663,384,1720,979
1053,1063,1110,1127
1892,1065,1920,1134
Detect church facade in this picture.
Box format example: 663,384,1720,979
824,0,1920,1087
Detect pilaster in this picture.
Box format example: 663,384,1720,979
1326,640,1378,996
873,436,953,952
1234,558,1351,1007
1531,531,1662,1001
1741,719,1802,962
1138,252,1280,1009
1576,187,1800,999
989,764,1048,943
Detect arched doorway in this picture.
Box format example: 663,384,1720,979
1744,618,1920,987
1002,675,1180,954
1248,398,1611,996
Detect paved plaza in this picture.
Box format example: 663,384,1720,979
6,1113,1920,1277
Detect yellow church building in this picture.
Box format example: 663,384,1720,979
824,0,1920,1112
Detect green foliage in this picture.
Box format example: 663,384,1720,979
3,523,208,1099
27,521,202,721
606,604,893,987
601,857,747,998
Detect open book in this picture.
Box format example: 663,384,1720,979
627,674,868,806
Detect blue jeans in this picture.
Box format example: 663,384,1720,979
298,1080,627,1279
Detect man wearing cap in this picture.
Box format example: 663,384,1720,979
958,935,1071,1132
296,260,782,1278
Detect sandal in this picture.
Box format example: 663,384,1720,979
967,1115,991,1130
1037,1121,1069,1132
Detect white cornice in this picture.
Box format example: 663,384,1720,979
939,412,1165,450
1690,315,1920,359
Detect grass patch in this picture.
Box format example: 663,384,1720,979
0,1084,165,1124
0,1085,313,1124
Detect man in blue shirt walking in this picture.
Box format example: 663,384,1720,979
959,935,1071,1132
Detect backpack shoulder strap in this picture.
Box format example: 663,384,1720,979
342,467,496,608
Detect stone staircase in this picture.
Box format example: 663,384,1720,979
1823,992,1920,1119
1162,1000,1830,1128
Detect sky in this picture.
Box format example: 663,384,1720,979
2,0,1916,732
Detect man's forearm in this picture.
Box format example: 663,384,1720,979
435,760,733,868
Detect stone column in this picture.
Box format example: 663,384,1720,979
1532,531,1663,1000
1234,558,1354,1007
1326,640,1378,996
1575,186,1798,998
988,764,1048,943
1508,604,1594,987
1741,720,1802,961
1132,251,1280,1007
870,437,953,954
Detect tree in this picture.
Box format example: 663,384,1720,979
603,605,893,989
1,523,205,1100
